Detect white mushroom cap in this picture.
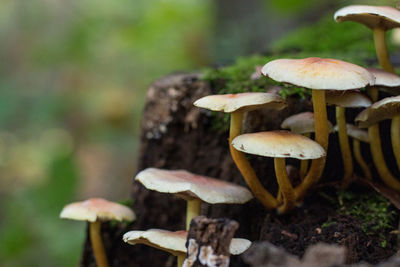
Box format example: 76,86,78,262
193,92,286,113
60,198,136,223
281,112,334,134
334,124,370,143
325,90,372,108
135,168,253,204
355,95,400,128
334,5,400,30
262,58,375,90
123,229,251,255
123,229,187,256
232,130,325,160
367,68,400,88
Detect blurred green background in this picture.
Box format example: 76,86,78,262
0,0,398,266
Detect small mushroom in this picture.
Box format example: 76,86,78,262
335,5,400,75
135,168,253,229
281,112,334,179
194,92,286,210
123,229,251,267
262,57,375,201
367,68,400,98
334,124,372,180
232,130,325,213
326,90,372,187
60,198,136,267
356,96,400,191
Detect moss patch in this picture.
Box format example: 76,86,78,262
322,190,397,248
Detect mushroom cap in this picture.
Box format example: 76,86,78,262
135,168,253,204
281,112,334,134
60,198,136,223
193,92,286,113
334,5,400,30
232,130,326,160
122,229,251,256
334,124,369,143
325,90,372,108
262,58,375,90
123,229,187,256
355,95,400,128
367,68,400,88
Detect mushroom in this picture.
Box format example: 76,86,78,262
60,198,136,267
326,90,372,187
232,130,325,213
334,124,372,180
135,168,253,229
281,112,334,179
356,95,400,191
366,68,400,172
123,229,251,267
368,67,400,98
262,57,375,201
334,5,400,77
194,92,287,210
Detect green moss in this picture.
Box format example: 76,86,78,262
337,190,396,235
322,190,397,247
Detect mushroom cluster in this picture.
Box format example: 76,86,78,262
58,3,400,266
193,4,400,212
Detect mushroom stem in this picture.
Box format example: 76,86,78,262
89,221,109,267
369,124,400,191
177,254,185,267
353,139,372,180
229,112,278,210
336,106,353,188
392,116,400,169
295,90,329,200
274,158,295,213
299,133,311,180
368,86,379,102
186,199,201,229
373,28,395,73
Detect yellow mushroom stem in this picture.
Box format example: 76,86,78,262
186,199,201,229
229,112,278,210
336,106,353,188
295,90,329,201
299,133,311,180
392,115,400,169
369,124,400,191
373,28,395,74
177,253,185,267
368,86,379,102
352,138,372,180
89,221,110,267
274,157,295,213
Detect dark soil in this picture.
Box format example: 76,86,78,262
81,73,400,266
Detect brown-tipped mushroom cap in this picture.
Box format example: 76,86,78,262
326,90,372,108
123,230,187,256
193,92,286,113
262,58,375,90
232,131,325,160
334,5,400,30
355,95,400,128
60,198,136,223
334,124,370,143
281,112,334,134
135,168,253,204
123,229,251,255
